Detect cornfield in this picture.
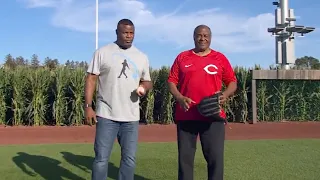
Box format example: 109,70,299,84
0,66,319,126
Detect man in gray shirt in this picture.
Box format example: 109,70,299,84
84,18,152,180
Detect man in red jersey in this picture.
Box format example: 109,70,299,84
167,24,237,180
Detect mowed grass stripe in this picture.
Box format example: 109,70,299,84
0,139,319,180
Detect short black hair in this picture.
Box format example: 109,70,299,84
117,19,134,27
194,24,211,35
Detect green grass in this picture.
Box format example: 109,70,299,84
0,140,320,180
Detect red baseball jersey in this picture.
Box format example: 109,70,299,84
167,49,237,121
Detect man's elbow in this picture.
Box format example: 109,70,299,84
224,81,237,96
230,81,237,89
167,81,174,87
230,81,238,92
167,81,177,92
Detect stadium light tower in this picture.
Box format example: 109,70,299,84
95,0,99,50
267,0,315,70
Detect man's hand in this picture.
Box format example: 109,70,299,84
177,96,195,111
219,93,228,105
167,82,195,111
85,107,97,125
136,86,146,97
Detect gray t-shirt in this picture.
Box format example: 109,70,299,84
87,42,151,122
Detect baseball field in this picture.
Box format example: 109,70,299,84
1,122,320,180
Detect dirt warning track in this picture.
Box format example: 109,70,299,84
0,122,319,145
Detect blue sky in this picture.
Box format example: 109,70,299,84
1,0,319,69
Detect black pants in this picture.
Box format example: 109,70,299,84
176,120,225,180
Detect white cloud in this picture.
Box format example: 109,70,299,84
20,0,275,53
19,0,68,8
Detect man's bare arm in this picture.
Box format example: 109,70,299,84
140,80,153,91
223,81,237,97
168,82,183,100
85,73,98,105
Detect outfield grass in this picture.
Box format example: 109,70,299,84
0,139,320,180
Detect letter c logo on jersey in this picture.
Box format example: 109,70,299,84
203,64,218,75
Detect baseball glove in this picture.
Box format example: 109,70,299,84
197,92,224,120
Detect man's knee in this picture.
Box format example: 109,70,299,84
93,146,111,165
121,153,136,168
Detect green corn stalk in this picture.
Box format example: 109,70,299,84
161,91,174,124
154,66,173,124
257,81,273,121
254,64,262,70
273,81,295,121
1,64,320,126
223,94,236,122
159,66,171,124
0,90,6,125
152,67,164,123
310,85,320,121
11,67,28,125
53,67,69,125
26,68,51,126
0,69,8,125
142,90,155,124
69,67,85,126
292,81,308,121
234,66,249,123
143,69,159,124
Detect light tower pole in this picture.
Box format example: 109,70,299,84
267,0,315,70
95,0,99,50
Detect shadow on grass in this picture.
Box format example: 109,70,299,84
12,152,85,180
60,151,150,180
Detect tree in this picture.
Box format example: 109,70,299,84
30,54,40,67
15,56,26,66
295,56,320,69
44,57,59,69
4,54,16,69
